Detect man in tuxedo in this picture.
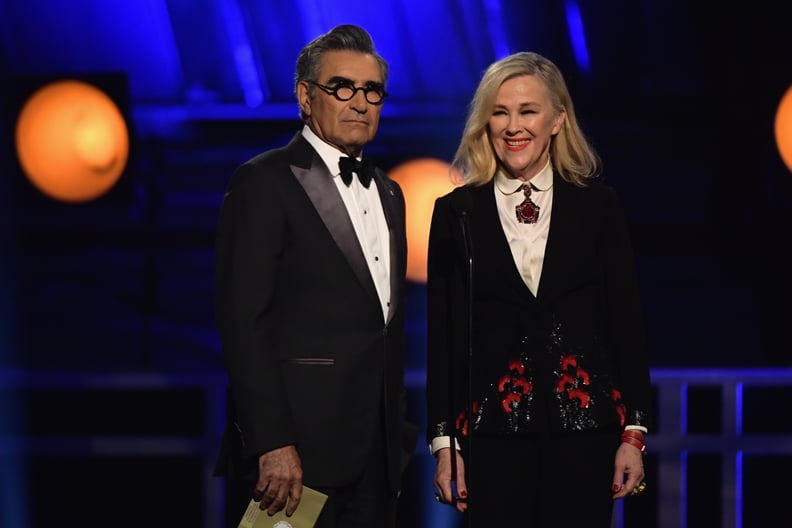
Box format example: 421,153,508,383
213,24,414,528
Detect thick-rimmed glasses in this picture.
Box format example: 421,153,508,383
309,80,387,105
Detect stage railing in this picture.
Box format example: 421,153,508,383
2,368,790,528
613,368,792,528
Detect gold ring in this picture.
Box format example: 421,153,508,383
631,481,647,496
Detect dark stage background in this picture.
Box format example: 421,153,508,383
1,1,791,527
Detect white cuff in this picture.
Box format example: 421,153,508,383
625,424,648,434
429,436,461,456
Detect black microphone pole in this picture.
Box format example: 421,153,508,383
458,204,474,528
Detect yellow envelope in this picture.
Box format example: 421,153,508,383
238,486,328,528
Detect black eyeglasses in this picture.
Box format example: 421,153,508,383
309,80,388,105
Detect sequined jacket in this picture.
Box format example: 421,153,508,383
426,176,652,443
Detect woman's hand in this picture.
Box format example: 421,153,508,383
612,442,646,499
433,447,468,512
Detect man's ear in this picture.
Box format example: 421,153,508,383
297,81,312,117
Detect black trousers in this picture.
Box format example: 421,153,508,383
223,429,396,528
465,429,621,528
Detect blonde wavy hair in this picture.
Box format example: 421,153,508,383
452,51,601,187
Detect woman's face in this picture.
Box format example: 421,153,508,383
487,75,564,181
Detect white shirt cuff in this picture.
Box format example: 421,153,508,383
625,424,648,434
429,436,461,456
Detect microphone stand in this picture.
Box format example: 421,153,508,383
458,208,474,528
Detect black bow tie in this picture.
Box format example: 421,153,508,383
339,156,375,188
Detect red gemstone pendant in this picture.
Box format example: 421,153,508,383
515,188,540,224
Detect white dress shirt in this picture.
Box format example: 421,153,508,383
302,125,391,321
493,158,554,296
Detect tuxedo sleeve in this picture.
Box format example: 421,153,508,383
215,162,298,461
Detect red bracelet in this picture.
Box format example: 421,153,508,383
621,436,644,447
621,432,646,445
621,429,645,441
621,436,646,454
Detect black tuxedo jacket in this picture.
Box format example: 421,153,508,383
426,175,652,442
214,132,410,491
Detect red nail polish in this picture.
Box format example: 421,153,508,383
460,490,467,498
612,484,620,492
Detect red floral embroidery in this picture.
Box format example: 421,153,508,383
512,377,531,393
501,392,522,413
560,355,577,371
567,387,591,408
496,360,533,415
507,359,525,375
455,401,480,437
555,354,592,409
556,373,576,392
610,388,626,426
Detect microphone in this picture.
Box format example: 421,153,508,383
449,189,474,221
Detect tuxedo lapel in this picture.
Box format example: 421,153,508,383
373,169,405,323
289,140,380,309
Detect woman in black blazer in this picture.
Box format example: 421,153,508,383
426,51,653,527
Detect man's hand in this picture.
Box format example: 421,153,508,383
253,445,303,516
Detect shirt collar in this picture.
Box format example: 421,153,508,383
301,125,361,177
494,157,554,195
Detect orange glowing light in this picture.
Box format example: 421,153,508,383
15,80,129,202
776,85,792,173
389,158,460,283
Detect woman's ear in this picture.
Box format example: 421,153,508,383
552,109,566,136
